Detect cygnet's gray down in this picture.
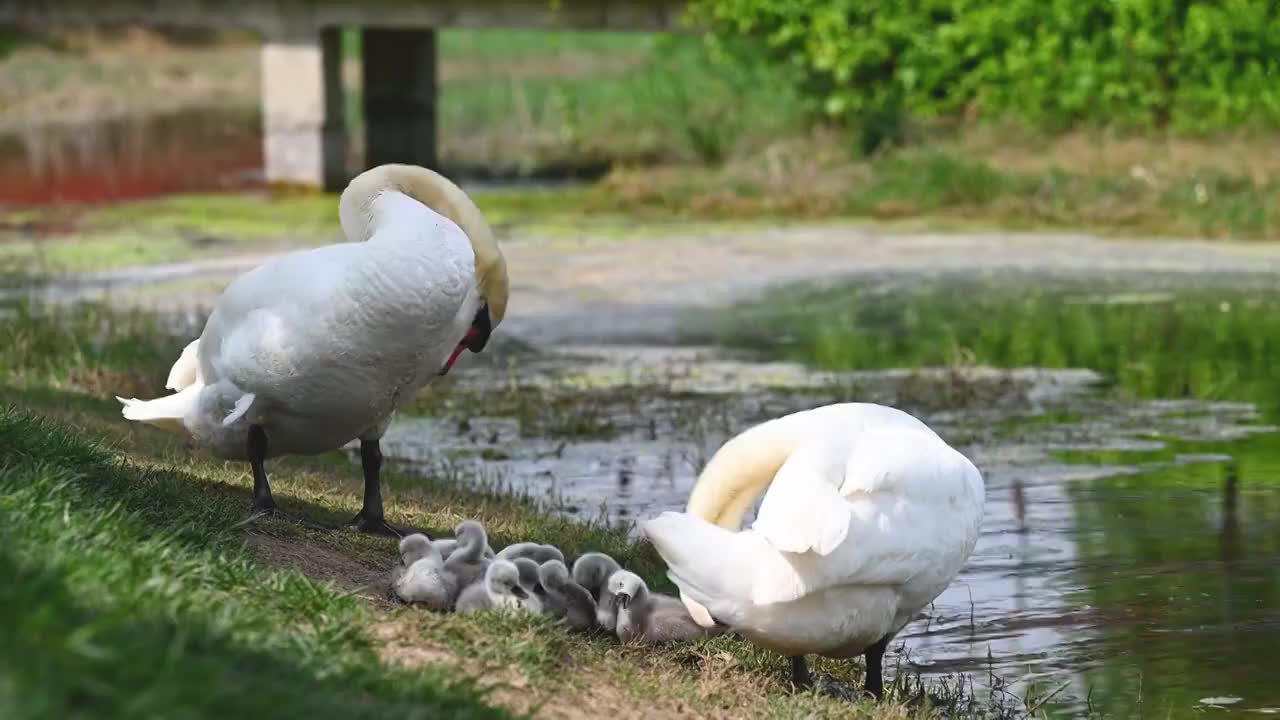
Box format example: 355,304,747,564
441,520,493,591
435,529,496,563
572,552,623,632
391,534,457,610
456,559,539,614
609,570,721,644
512,557,547,615
538,560,596,632
496,542,565,565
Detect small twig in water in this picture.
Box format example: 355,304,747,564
1024,679,1071,716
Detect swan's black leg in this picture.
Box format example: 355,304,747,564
248,424,278,512
863,634,891,700
347,439,421,538
239,425,321,529
791,656,813,688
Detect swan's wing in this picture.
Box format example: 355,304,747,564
750,426,984,606
749,435,855,556
165,339,202,391
747,402,943,555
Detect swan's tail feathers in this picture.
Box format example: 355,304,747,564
642,512,755,628
222,393,255,428
164,339,201,391
117,385,199,434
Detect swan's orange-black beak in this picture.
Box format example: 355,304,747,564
439,304,492,376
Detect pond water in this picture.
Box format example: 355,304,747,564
374,272,1280,718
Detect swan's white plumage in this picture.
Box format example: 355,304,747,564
643,403,984,659
165,339,201,391
116,166,505,462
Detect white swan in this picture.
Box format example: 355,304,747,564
116,164,508,536
642,402,984,699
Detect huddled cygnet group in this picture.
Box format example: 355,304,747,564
390,520,722,645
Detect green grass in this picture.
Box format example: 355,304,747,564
0,302,982,719
359,29,809,171
0,410,506,720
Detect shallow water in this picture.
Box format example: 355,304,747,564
376,273,1280,717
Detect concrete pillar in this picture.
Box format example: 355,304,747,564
261,26,346,190
362,28,437,170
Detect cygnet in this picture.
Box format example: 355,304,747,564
572,552,622,632
442,520,493,591
512,557,547,614
455,559,539,614
538,560,596,632
435,531,496,562
609,571,720,644
496,542,565,565
391,534,456,610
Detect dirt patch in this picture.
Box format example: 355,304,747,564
246,530,389,597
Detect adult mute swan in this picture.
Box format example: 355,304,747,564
117,164,508,536
643,403,984,699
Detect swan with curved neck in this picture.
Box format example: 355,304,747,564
117,164,508,536
644,402,984,700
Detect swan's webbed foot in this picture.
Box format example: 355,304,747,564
791,655,882,703
814,676,868,703
345,511,422,538
233,500,327,531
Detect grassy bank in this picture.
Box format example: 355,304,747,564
2,302,1007,719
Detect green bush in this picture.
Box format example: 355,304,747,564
691,0,1280,135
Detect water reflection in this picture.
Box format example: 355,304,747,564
0,108,261,206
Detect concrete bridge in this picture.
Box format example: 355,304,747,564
1,0,689,190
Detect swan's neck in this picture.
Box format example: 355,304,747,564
361,191,439,245
685,417,803,530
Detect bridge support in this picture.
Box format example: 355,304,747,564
362,28,438,171
260,26,346,190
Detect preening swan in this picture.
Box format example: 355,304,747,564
116,164,508,536
643,403,984,699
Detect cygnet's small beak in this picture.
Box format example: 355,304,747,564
511,585,528,599
612,593,630,611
